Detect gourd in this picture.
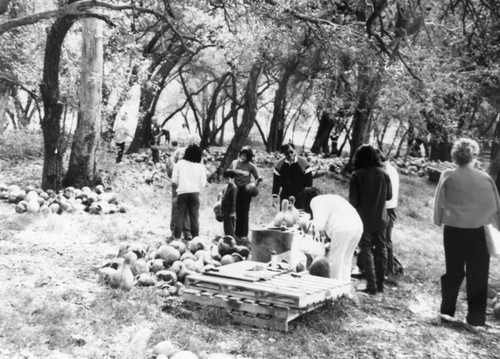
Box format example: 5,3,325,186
288,196,300,222
273,199,295,227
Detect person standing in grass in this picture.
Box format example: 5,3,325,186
221,169,237,238
171,144,207,240
377,149,401,277
231,146,262,243
349,144,392,295
433,138,500,327
169,134,202,239
272,143,313,210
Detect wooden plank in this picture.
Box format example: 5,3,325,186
231,311,288,332
182,290,290,319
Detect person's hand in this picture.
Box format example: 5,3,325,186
272,196,278,208
256,177,263,185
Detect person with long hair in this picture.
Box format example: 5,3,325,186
231,146,262,243
434,138,500,327
171,144,207,240
349,144,392,294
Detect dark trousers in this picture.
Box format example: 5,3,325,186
441,226,490,326
151,146,160,164
170,186,191,238
174,192,199,239
116,142,125,163
359,230,388,291
223,214,236,238
386,208,397,275
235,186,252,238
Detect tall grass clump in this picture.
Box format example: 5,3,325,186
0,129,44,160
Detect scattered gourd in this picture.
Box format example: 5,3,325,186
273,199,295,227
0,184,126,215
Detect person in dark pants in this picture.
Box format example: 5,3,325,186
349,144,392,295
272,143,313,210
221,169,237,237
171,144,207,240
433,138,500,327
231,146,261,243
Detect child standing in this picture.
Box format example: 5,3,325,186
221,169,237,237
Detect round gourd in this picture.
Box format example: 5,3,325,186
220,254,236,266
493,302,500,320
157,245,180,266
245,182,259,197
26,200,40,214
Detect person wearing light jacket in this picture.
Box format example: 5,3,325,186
378,149,400,276
433,138,500,327
310,194,363,283
172,144,207,239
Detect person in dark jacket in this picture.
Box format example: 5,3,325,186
272,143,313,209
221,169,237,237
349,144,392,294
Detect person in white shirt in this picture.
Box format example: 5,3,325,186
113,110,133,164
309,194,364,283
378,149,400,276
171,144,207,239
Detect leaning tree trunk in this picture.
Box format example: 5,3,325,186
40,14,78,190
345,62,382,171
310,111,335,154
127,43,186,153
213,63,264,180
0,80,10,134
266,58,298,152
64,17,103,188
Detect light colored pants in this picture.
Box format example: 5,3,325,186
327,228,363,283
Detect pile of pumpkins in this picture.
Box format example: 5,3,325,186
0,183,126,215
98,236,251,294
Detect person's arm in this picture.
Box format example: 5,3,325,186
272,166,281,207
433,170,450,226
348,173,360,208
250,163,261,182
386,173,393,201
199,165,208,188
172,162,180,186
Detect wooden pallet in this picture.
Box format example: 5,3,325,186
182,261,351,331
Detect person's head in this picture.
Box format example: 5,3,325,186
223,169,236,183
183,144,202,163
451,138,479,166
239,146,254,162
188,134,201,146
353,144,383,170
281,143,296,161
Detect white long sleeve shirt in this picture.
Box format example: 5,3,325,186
310,194,363,237
385,161,399,209
172,160,207,195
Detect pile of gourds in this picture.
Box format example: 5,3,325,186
0,183,126,215
98,235,251,295
492,293,500,320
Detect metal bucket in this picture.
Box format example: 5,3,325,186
250,227,294,263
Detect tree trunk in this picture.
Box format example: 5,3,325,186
40,14,78,190
127,44,186,153
310,111,335,154
266,58,298,152
0,80,10,134
201,72,230,148
346,62,382,170
64,17,103,188
213,63,263,180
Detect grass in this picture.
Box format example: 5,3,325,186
1,129,500,358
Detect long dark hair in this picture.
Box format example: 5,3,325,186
239,146,254,162
183,144,202,163
353,144,382,170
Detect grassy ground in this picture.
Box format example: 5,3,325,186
1,131,500,359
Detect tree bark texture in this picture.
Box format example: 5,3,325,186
127,43,186,154
40,14,77,190
214,63,264,180
346,62,382,170
201,72,230,148
266,59,298,152
64,17,103,188
310,111,335,154
0,80,10,134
